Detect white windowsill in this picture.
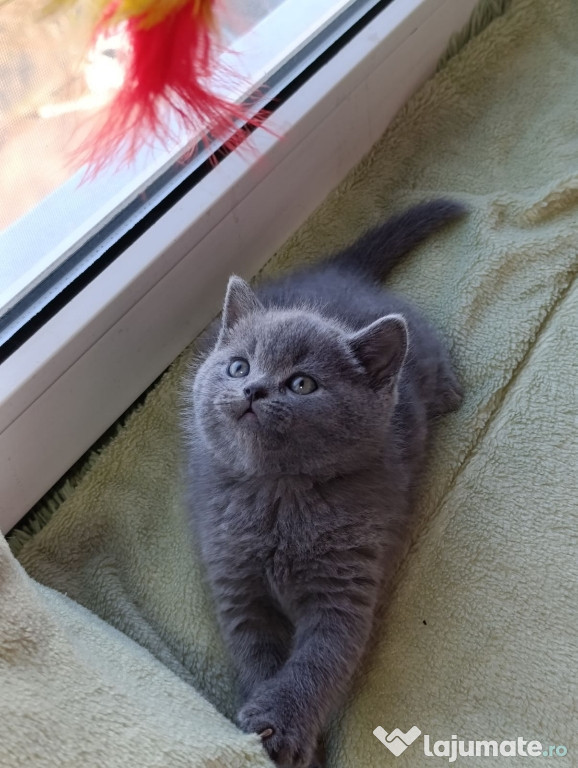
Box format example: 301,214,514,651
0,0,364,330
0,0,479,534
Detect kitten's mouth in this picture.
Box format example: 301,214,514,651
239,405,258,422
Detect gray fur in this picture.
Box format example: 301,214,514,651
182,200,465,768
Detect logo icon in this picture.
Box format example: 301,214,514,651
374,725,422,757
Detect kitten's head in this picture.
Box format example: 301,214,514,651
188,276,408,477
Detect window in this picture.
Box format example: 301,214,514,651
0,0,480,533
0,0,381,349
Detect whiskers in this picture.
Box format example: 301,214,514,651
214,397,243,406
255,399,293,431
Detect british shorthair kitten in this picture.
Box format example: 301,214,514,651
183,200,465,768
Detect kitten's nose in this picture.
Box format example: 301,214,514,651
244,383,267,401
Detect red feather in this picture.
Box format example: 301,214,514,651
77,1,267,176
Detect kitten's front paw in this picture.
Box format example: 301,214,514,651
237,681,317,768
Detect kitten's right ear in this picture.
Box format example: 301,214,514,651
218,276,263,344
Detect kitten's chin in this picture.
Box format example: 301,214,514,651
238,409,259,427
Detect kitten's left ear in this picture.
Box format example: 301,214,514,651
218,276,263,344
348,314,408,389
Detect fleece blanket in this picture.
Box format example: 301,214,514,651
3,0,577,765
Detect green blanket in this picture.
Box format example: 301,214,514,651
3,0,577,765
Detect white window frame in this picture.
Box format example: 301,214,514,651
0,0,478,533
0,0,366,326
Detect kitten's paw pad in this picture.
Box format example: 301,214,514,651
238,688,315,768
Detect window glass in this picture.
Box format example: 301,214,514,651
0,0,377,345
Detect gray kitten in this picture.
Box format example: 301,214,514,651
183,200,465,768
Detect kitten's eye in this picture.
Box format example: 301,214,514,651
287,374,317,395
227,358,250,378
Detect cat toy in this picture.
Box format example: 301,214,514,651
43,0,264,174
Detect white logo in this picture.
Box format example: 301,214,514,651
374,725,422,756
373,725,569,762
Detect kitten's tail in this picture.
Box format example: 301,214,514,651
328,199,467,282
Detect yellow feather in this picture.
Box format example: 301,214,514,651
42,0,215,29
